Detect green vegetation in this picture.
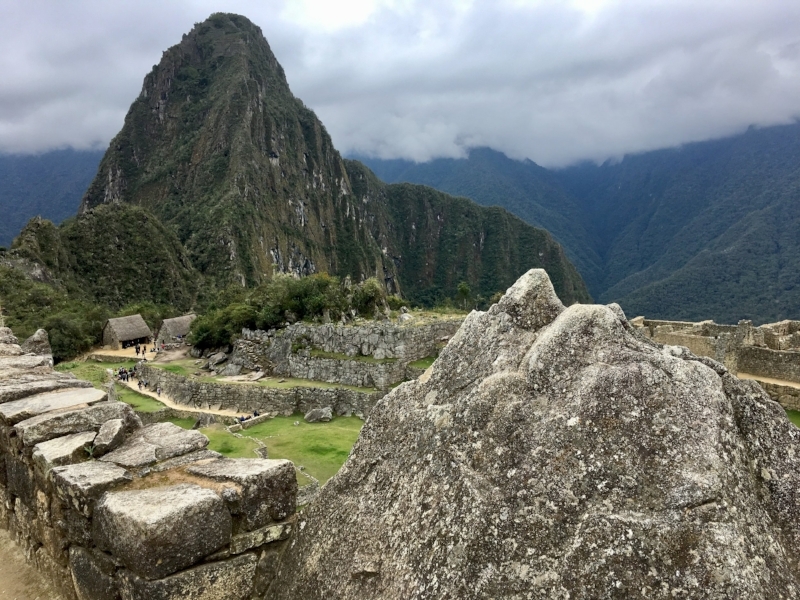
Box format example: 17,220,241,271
243,415,363,484
201,424,261,458
55,360,166,412
2,13,589,366
0,149,103,247
115,385,165,413
364,125,800,323
190,273,393,350
409,356,437,370
166,417,197,429
786,409,800,428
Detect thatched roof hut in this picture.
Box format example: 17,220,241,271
157,314,196,344
102,315,152,349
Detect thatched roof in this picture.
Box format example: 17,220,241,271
104,315,152,342
159,314,196,339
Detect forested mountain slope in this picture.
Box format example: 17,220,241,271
8,13,588,310
0,149,102,247
362,124,800,323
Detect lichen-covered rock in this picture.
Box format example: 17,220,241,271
187,458,296,531
20,328,52,356
117,553,258,600
99,422,208,468
32,431,96,473
51,461,133,516
93,483,232,580
304,406,332,422
269,269,800,599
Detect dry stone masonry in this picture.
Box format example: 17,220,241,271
633,317,800,410
0,327,297,600
270,269,800,599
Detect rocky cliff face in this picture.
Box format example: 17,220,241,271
72,12,590,305
270,269,800,599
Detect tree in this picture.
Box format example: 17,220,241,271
457,281,471,310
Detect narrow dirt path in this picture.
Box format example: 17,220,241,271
738,372,800,390
0,528,62,599
121,378,242,418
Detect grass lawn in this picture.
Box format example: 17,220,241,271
114,384,165,413
166,417,197,429
56,360,137,387
201,424,261,458
309,349,397,364
786,409,800,428
409,356,436,370
243,415,364,484
56,361,165,413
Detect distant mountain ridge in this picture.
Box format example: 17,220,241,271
0,149,103,247
7,13,589,310
360,124,800,323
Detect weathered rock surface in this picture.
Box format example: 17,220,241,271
32,431,96,473
20,328,52,356
52,461,134,516
15,401,139,446
94,483,232,580
304,406,332,422
70,546,119,600
92,418,127,455
270,269,800,599
0,372,92,405
0,387,107,425
118,553,258,600
99,422,208,468
188,458,296,531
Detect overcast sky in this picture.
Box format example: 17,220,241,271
2,0,800,167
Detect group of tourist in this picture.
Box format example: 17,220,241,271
237,410,260,423
117,366,133,382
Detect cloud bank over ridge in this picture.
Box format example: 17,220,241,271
3,0,800,166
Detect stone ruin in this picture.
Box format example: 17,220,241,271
269,270,800,599
0,327,296,599
633,316,800,410
5,270,800,598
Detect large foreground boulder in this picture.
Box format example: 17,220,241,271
269,269,800,599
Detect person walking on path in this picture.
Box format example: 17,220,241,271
157,386,162,398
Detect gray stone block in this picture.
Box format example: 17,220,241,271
99,422,208,468
0,387,107,425
118,553,257,600
187,458,296,531
93,418,127,456
70,546,119,600
32,431,96,474
229,520,292,555
15,401,139,446
94,483,231,580
51,461,133,516
304,406,332,422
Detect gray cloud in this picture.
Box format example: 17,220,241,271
2,0,800,166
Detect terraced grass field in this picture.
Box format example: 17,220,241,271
786,409,800,428
243,415,364,484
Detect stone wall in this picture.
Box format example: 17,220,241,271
633,316,800,409
138,364,383,419
287,354,408,389
0,327,297,600
236,316,462,364
756,380,800,412
738,346,800,385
